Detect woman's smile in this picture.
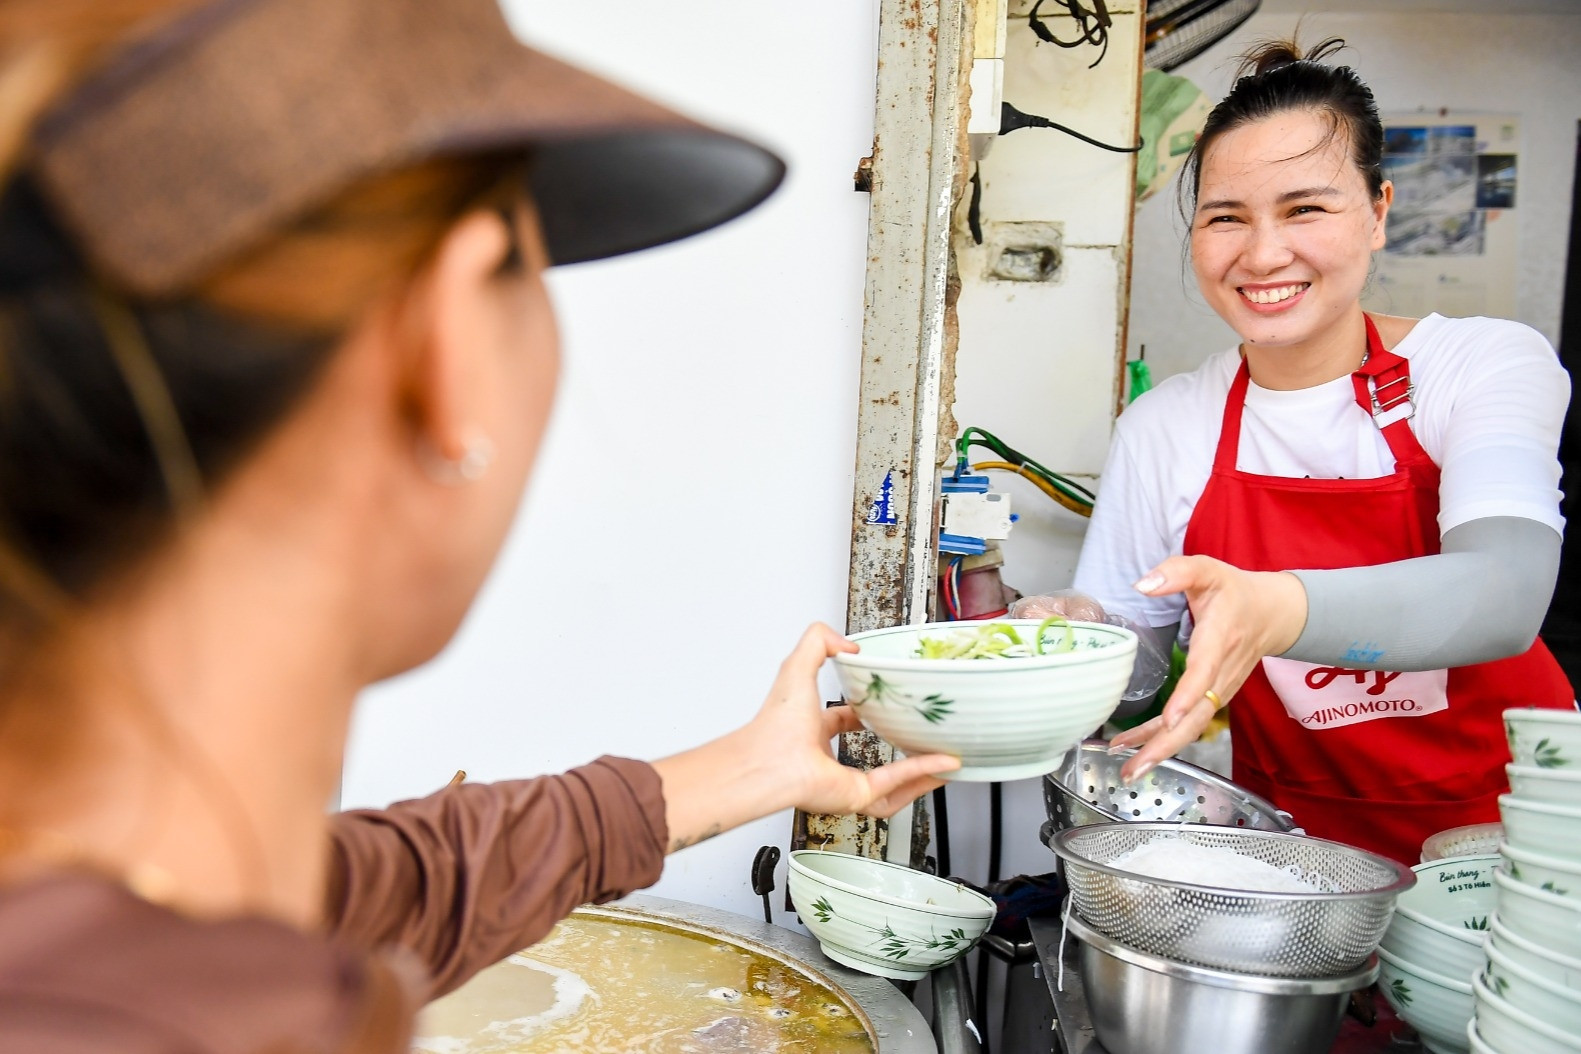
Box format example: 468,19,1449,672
1238,281,1311,310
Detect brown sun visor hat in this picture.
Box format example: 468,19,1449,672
25,0,787,298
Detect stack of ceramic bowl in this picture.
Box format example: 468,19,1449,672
1467,708,1581,1053
1376,853,1499,1053
1421,822,1504,863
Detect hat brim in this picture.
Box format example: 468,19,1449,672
32,0,787,295
530,129,785,267
405,40,788,268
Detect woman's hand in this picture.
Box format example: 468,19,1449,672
653,624,959,853
1110,557,1306,783
1009,591,1108,623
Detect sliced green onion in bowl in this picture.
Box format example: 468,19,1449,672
916,618,1075,660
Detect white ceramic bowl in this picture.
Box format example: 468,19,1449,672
1465,1020,1494,1054
1502,843,1581,902
1382,856,1497,981
787,849,996,981
1377,945,1473,1054
1422,822,1504,864
1473,971,1581,1054
1506,762,1581,805
1484,940,1581,1034
1493,869,1581,960
1504,708,1581,771
1490,914,1581,993
833,619,1137,781
1499,794,1581,865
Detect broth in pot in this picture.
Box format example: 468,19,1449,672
416,912,877,1053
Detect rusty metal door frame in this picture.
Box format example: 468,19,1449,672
793,0,972,866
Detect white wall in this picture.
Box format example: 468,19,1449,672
1130,10,1581,385
341,3,880,923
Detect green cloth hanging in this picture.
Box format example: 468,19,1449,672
1136,69,1210,203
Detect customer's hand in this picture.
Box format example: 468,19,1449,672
652,624,958,854
1108,557,1306,783
748,623,959,818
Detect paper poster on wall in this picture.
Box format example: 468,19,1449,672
1363,113,1519,320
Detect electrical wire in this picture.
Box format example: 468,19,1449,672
967,163,984,246
999,101,1142,154
1027,0,1112,69
988,782,1004,884
973,460,1093,519
931,786,952,879
953,425,1096,518
939,555,964,619
973,779,1007,1054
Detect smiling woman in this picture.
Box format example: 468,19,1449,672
1071,38,1577,866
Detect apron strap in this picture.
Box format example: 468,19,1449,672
1352,315,1432,466
1211,359,1254,473
1213,315,1433,474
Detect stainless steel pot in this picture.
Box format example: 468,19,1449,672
1065,911,1377,1054
418,894,936,1054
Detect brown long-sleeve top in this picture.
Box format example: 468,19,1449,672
0,756,668,1053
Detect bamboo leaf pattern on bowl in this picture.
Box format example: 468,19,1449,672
1541,881,1570,896
1535,737,1567,769
1508,863,1523,881
1487,971,1509,998
1389,978,1413,1007
850,674,955,725
875,923,975,962
1463,916,1490,931
805,896,979,963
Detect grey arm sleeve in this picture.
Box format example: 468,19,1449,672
1280,516,1561,671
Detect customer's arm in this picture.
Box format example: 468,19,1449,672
324,624,956,1000
325,757,666,1000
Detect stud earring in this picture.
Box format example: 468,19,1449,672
419,434,496,486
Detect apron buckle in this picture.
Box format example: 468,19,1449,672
1368,373,1416,428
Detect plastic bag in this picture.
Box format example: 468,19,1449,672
1009,591,1170,704
1009,590,1108,623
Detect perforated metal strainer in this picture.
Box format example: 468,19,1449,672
1045,822,1415,978
1043,740,1297,833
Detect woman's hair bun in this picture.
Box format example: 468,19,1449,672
1235,37,1348,81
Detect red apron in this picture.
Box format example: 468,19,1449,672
1182,316,1574,866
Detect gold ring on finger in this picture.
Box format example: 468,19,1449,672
1203,688,1223,709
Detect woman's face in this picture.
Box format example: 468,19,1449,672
1190,109,1391,353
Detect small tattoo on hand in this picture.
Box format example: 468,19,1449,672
670,823,723,853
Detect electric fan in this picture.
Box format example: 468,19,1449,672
1145,0,1262,71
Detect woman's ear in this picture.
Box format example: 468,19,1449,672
1370,180,1394,252
400,208,515,467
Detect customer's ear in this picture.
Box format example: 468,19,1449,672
400,208,515,466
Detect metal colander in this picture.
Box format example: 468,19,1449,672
1043,740,1297,833
1045,823,1415,978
